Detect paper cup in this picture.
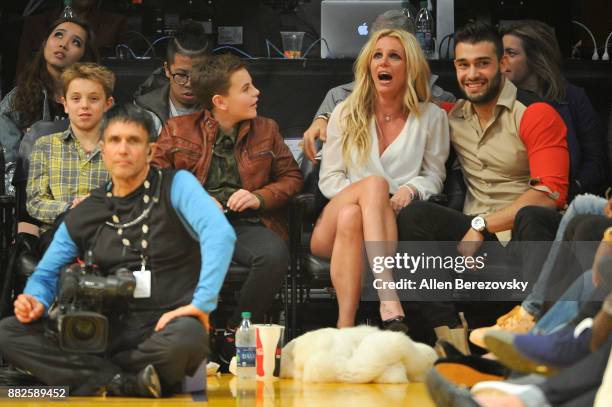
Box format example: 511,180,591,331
255,324,284,380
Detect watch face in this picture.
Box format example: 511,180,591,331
472,216,485,231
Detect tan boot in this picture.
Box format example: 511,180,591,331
469,305,535,349
434,312,470,356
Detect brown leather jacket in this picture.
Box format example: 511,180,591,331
153,110,303,239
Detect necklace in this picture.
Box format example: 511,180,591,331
104,169,162,252
375,118,389,153
383,114,393,123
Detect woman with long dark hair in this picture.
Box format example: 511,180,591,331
501,20,607,197
0,17,98,166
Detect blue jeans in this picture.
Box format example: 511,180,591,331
532,270,595,334
522,194,606,318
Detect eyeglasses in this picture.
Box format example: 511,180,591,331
169,70,190,86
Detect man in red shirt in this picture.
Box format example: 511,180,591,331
397,22,569,348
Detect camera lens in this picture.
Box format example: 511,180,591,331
72,318,96,340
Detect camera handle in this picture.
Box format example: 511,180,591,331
84,250,95,273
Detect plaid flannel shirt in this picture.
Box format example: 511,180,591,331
26,128,109,232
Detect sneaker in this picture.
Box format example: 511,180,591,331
433,350,508,388
425,368,480,407
217,328,236,370
484,320,592,374
469,306,534,349
471,380,534,397
106,364,161,398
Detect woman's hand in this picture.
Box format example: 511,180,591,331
390,186,414,215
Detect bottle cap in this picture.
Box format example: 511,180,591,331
241,311,252,318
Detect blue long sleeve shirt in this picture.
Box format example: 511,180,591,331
24,169,236,314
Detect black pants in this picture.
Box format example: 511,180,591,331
229,222,289,328
396,201,560,329
539,335,611,407
0,312,208,395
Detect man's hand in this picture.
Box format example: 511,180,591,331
457,228,485,258
604,197,612,218
155,304,210,332
302,117,328,163
14,294,45,323
592,239,612,287
390,187,414,215
227,189,261,212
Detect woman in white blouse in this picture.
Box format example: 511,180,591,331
311,28,450,330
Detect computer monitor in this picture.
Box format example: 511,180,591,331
321,0,406,59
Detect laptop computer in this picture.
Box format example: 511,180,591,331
321,0,406,59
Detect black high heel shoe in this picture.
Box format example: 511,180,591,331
381,316,410,334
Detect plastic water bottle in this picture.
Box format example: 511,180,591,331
61,0,75,18
235,311,256,379
416,0,435,59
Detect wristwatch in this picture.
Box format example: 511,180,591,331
471,216,487,233
315,112,331,121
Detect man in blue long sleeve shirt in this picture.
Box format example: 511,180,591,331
0,104,236,397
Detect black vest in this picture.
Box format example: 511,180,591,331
64,168,201,312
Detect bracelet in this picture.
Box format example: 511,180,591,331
399,185,418,201
252,192,265,210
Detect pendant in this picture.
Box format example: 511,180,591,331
384,114,392,123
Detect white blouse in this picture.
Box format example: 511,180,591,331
319,101,450,200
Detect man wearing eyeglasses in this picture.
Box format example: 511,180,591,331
135,20,209,138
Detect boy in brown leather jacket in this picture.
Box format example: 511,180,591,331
153,53,303,364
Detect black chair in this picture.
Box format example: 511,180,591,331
0,144,16,318
287,151,466,337
0,119,69,318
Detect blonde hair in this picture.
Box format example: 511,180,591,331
341,29,431,167
61,62,115,98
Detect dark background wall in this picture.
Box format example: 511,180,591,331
1,0,610,110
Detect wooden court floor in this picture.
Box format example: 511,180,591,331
0,374,436,406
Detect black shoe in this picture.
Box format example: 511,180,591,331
425,369,480,407
381,316,410,334
0,366,44,386
218,329,236,371
436,339,465,358
107,364,161,398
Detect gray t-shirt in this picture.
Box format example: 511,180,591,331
150,98,199,136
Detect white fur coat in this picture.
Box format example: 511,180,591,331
280,325,437,383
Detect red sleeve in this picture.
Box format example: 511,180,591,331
439,102,455,113
519,102,569,208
